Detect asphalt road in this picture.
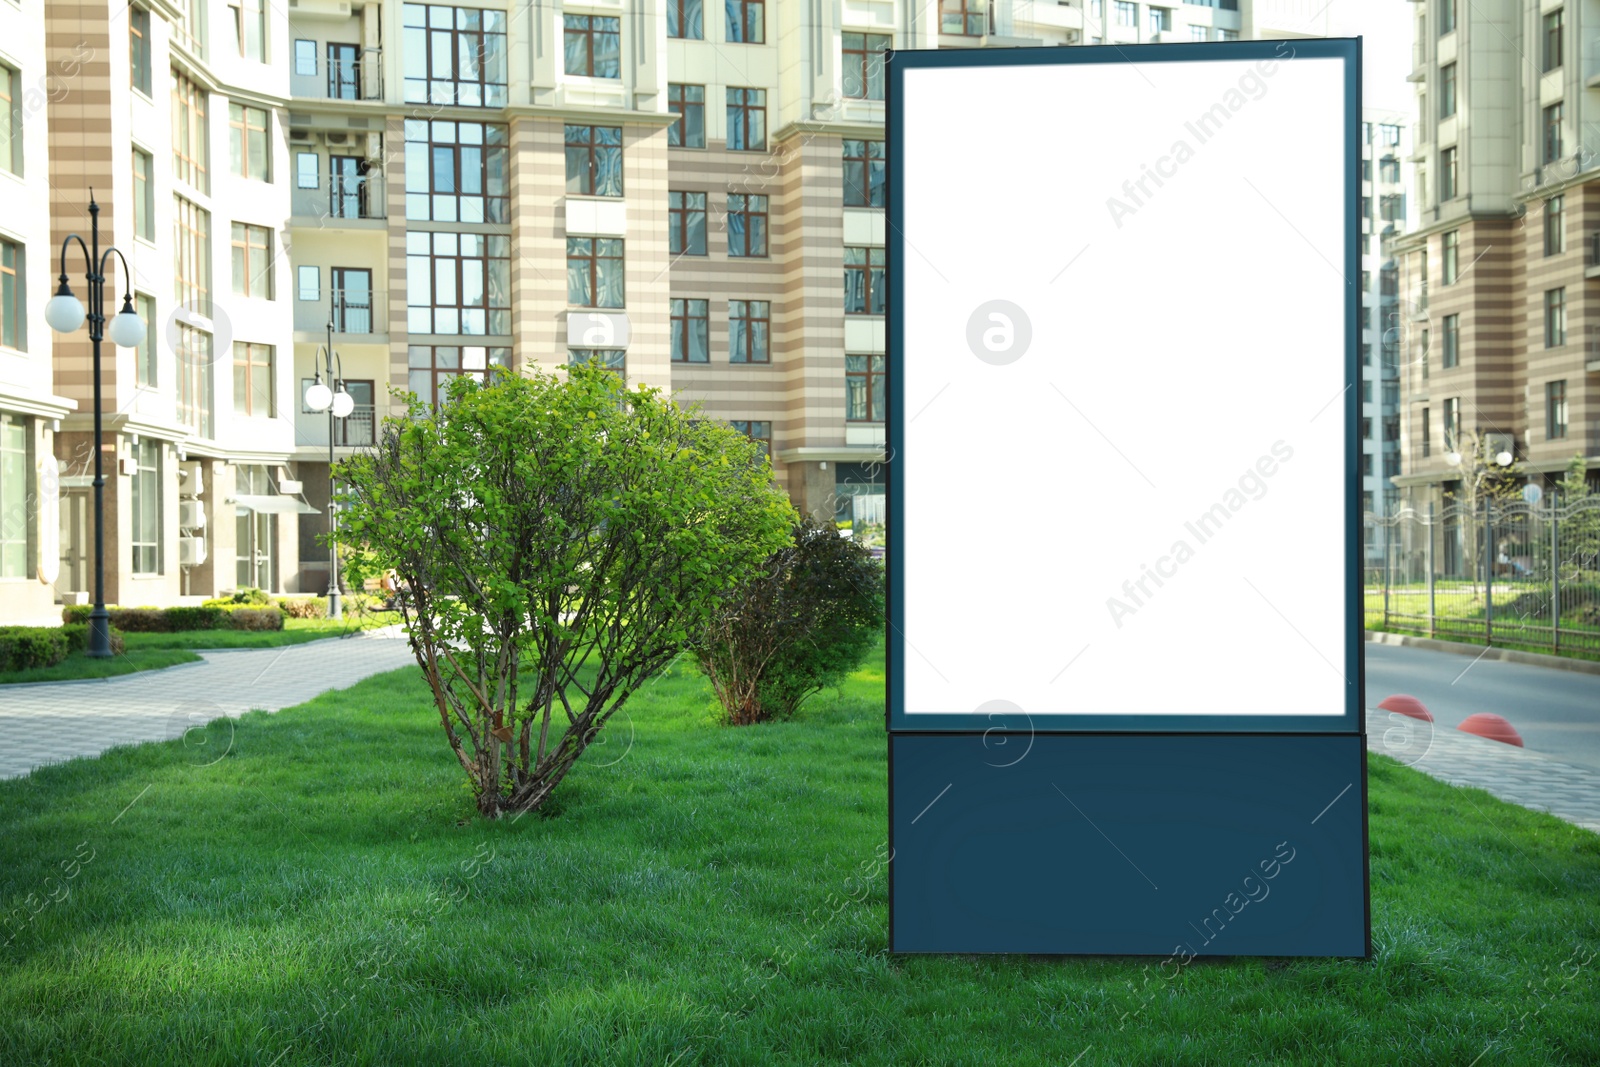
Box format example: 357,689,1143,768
1365,642,1600,771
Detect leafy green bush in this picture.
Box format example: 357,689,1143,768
0,627,72,672
108,608,175,633
697,515,886,725
228,607,284,631
274,597,327,619
164,606,229,631
60,623,125,655
211,587,271,606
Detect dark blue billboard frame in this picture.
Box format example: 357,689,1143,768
884,37,1366,736
884,39,1370,958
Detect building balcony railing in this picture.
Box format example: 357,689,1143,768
296,288,386,334
334,404,376,447
291,47,384,102
292,174,386,223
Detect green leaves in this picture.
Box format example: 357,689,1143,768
336,363,796,817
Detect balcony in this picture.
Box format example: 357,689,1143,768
334,404,376,447
292,173,386,225
295,288,386,335
290,47,384,103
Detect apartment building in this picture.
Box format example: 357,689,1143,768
0,0,78,625
1361,111,1411,559
1393,0,1600,529
0,0,1340,624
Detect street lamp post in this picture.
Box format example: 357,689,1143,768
42,192,148,659
305,321,353,619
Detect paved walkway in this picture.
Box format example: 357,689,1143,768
1367,707,1600,834
0,626,415,780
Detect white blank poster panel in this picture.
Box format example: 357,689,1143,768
900,53,1348,717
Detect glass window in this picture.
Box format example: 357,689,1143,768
0,413,27,577
1442,314,1459,368
131,8,153,94
333,267,374,332
298,265,320,302
229,103,270,181
727,194,768,257
1544,9,1563,72
726,87,767,151
405,234,511,334
1547,380,1568,438
231,223,273,299
566,237,625,309
403,118,509,222
131,438,161,575
1544,102,1564,164
669,192,708,255
669,0,703,39
235,464,275,591
1441,230,1458,284
402,3,508,107
941,0,986,34
842,33,890,100
0,65,16,176
407,345,510,406
176,324,213,438
569,348,626,380
1546,195,1564,256
565,125,624,197
296,151,319,189
328,42,362,99
1439,63,1455,119
171,70,209,193
1148,6,1171,32
1545,287,1566,347
668,84,706,148
844,246,886,315
846,355,886,422
843,140,886,207
730,420,771,459
233,342,275,417
295,39,317,76
1440,0,1455,35
1440,146,1457,201
133,149,155,240
564,14,621,78
135,294,157,387
173,196,211,315
229,0,267,61
1114,2,1137,27
729,299,770,363
726,0,765,43
671,298,709,362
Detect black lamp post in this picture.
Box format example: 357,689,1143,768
43,193,148,659
305,321,352,620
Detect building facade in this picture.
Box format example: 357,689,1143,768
1393,0,1599,523
0,0,1337,624
1362,110,1411,561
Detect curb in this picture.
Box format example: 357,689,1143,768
0,657,211,691
1364,630,1600,677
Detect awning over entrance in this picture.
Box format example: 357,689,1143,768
233,494,318,515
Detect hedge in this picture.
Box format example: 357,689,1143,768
61,604,283,632
0,627,71,672
60,623,126,655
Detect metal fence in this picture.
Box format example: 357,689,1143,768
1364,496,1600,657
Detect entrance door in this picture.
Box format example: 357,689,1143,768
329,155,369,219
55,489,88,599
328,42,360,99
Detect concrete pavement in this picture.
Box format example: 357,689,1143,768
0,625,415,780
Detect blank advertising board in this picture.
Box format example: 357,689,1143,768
886,39,1369,957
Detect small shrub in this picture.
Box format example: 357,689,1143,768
227,587,271,605
228,607,285,631
109,608,173,633
274,597,327,619
697,515,886,725
163,606,229,631
60,623,126,655
0,627,72,672
61,604,97,625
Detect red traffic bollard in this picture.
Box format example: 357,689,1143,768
1378,695,1433,722
1457,713,1524,747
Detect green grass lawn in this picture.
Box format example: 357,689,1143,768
2,640,1597,1065
0,614,403,686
